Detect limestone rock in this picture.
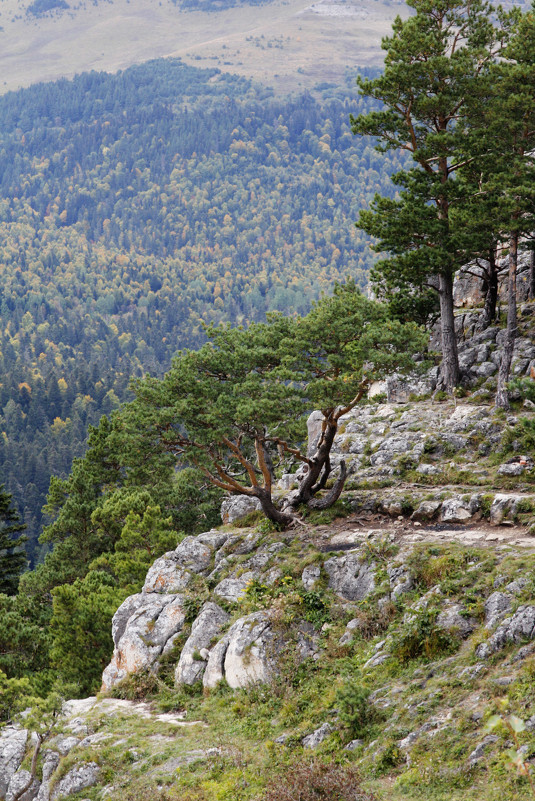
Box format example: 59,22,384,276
51,737,79,756
388,563,414,599
412,500,442,521
222,611,273,689
301,723,333,749
476,605,535,659
484,592,512,629
307,410,325,456
50,763,100,800
175,602,230,686
437,603,476,638
490,494,523,526
301,564,321,591
203,634,230,689
498,463,525,477
196,530,230,550
173,536,213,573
324,553,375,601
468,735,499,766
143,555,191,594
213,573,256,603
35,752,60,801
0,727,28,797
220,496,262,524
102,594,186,690
6,770,40,801
440,498,473,524
339,618,361,645
110,593,147,648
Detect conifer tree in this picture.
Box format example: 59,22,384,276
352,0,506,391
476,9,535,408
0,485,27,595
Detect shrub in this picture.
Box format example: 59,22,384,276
336,682,377,739
390,608,459,663
261,759,376,801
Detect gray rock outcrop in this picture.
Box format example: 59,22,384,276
175,602,230,686
476,605,535,659
50,763,100,800
102,594,187,690
220,496,262,524
6,770,40,801
324,553,375,601
0,727,28,796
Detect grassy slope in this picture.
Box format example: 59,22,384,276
43,523,535,801
0,0,408,96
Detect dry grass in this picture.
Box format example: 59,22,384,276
0,0,408,95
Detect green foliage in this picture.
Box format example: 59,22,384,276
0,670,32,722
90,501,178,590
49,570,127,695
132,282,426,523
0,484,27,595
390,608,459,664
336,681,375,739
0,60,405,555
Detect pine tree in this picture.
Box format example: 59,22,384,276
351,0,506,391
0,485,27,595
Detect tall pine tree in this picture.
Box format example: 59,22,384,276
352,0,507,390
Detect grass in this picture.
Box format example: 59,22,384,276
0,0,408,97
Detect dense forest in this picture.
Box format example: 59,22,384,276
0,59,406,558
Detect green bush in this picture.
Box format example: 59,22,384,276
390,608,459,663
335,682,376,739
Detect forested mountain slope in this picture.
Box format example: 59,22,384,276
0,59,406,558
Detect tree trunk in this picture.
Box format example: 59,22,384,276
291,418,338,507
438,271,460,391
496,232,518,410
252,486,295,527
306,461,347,510
480,248,498,329
11,735,43,801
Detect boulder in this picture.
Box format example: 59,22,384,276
213,573,256,603
301,723,333,749
490,494,523,526
440,498,473,524
484,592,512,629
143,556,191,594
102,594,186,690
220,496,262,524
324,553,375,601
175,602,230,686
6,771,40,801
50,763,100,801
0,727,28,797
437,603,476,638
339,618,361,645
412,500,442,522
221,612,273,689
476,605,535,659
301,564,321,591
